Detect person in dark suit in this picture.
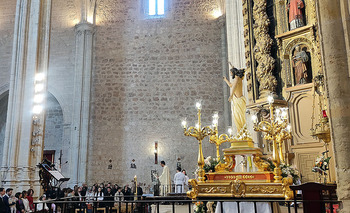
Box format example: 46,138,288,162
104,187,114,209
0,188,7,213
3,188,15,213
122,185,132,201
15,192,25,213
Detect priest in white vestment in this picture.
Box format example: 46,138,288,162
158,160,171,196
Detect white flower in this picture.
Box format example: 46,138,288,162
204,156,212,166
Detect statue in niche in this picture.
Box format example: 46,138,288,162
223,63,246,133
292,45,311,85
287,0,305,30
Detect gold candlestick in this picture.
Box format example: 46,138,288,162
182,102,216,182
252,96,292,183
208,113,232,161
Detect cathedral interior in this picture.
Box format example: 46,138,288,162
0,0,349,212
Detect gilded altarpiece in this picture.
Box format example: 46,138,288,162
242,0,335,182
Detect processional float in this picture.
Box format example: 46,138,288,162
182,67,294,200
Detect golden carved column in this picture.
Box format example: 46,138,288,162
252,0,277,98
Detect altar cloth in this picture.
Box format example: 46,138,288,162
215,201,281,213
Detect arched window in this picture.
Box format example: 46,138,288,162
147,0,165,16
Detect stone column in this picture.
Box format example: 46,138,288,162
225,0,246,130
69,22,95,186
0,0,52,192
226,0,245,68
217,15,230,128
317,0,350,211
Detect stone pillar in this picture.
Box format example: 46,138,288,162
0,0,52,192
217,15,230,128
225,0,246,131
226,0,245,68
317,0,350,211
69,22,95,186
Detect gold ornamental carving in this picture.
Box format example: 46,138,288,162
215,155,235,173
247,186,281,194
241,0,255,103
252,0,277,97
282,177,294,200
253,154,270,171
231,180,246,198
187,179,199,199
201,186,227,194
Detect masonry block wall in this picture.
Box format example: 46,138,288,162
0,0,226,188
0,0,16,93
48,0,79,119
88,0,225,186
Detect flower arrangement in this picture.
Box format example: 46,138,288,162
262,157,300,184
312,152,331,175
280,163,300,184
193,201,205,213
203,156,222,173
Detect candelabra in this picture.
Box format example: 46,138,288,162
208,112,232,160
252,95,292,182
182,101,216,182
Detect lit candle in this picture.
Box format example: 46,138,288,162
181,120,187,128
286,124,292,132
196,102,202,110
212,112,219,120
228,127,233,136
195,123,199,129
267,95,274,104
276,117,282,124
212,119,218,126
251,115,258,124
281,108,288,119
212,112,219,126
275,108,281,116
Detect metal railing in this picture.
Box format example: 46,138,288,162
33,195,340,213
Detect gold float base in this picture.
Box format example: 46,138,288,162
187,176,294,200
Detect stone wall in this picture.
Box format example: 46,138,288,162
48,0,79,118
46,0,80,180
43,93,66,173
0,0,16,92
89,0,225,186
